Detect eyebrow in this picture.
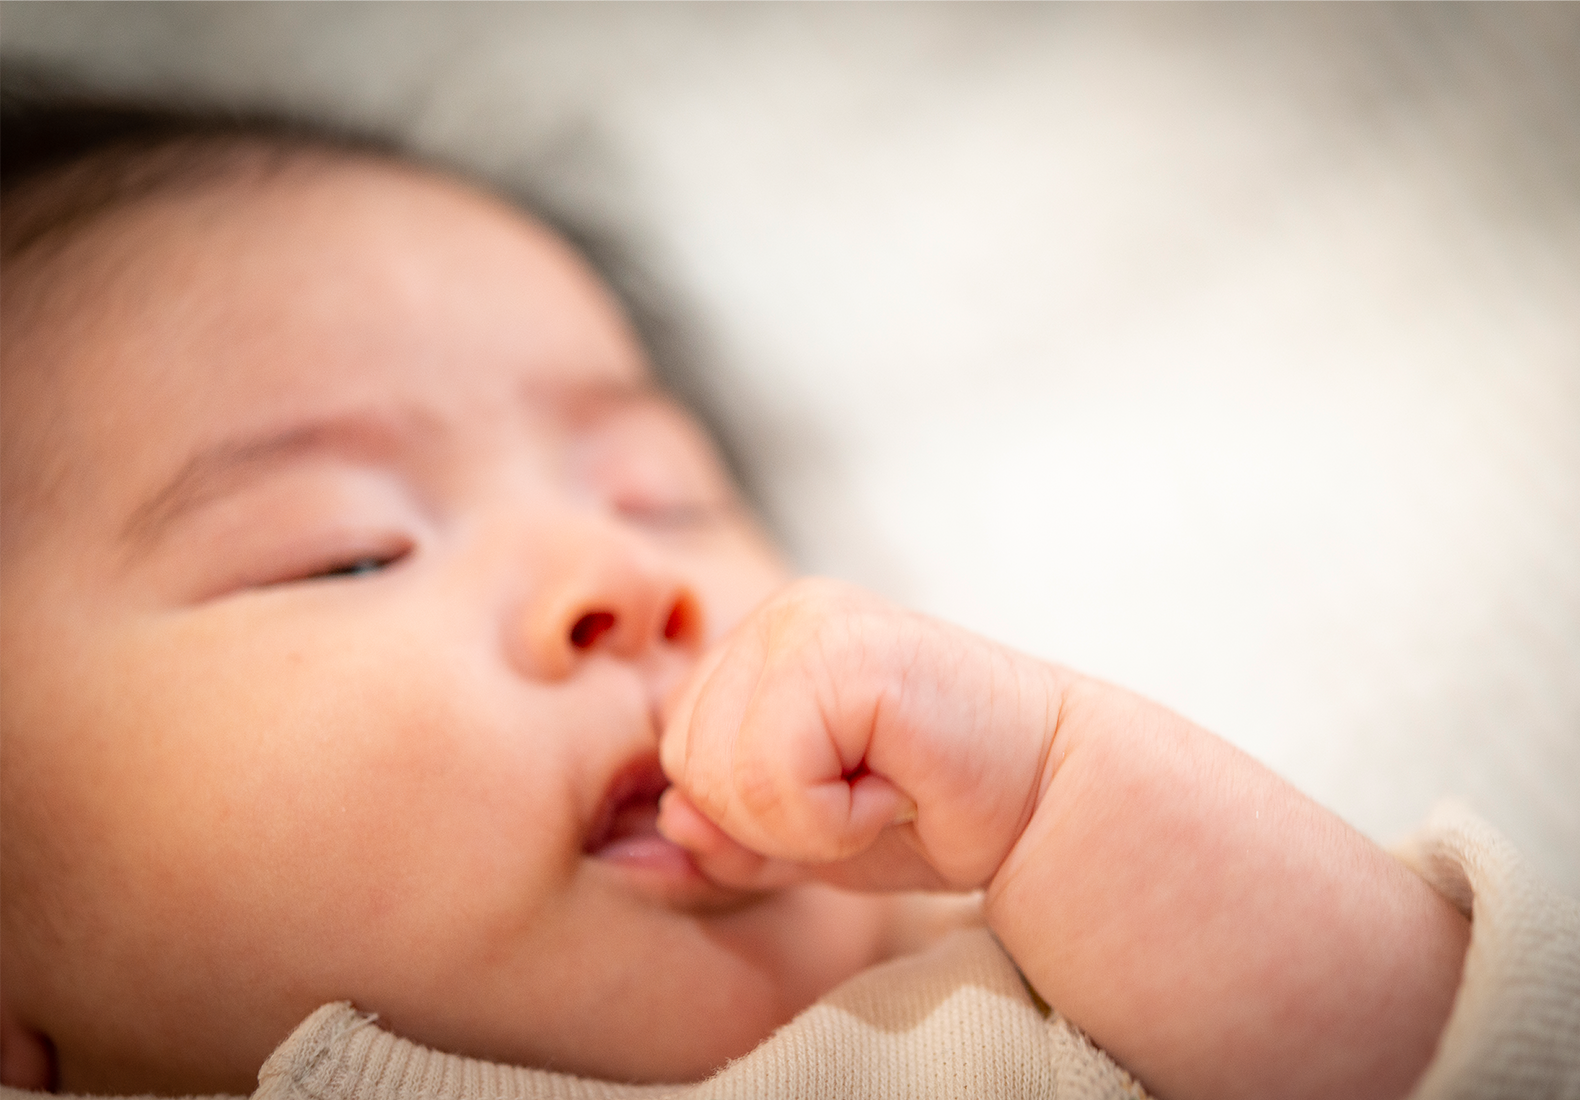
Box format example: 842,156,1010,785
120,411,419,552
520,376,667,423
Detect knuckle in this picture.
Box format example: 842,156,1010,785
733,762,789,827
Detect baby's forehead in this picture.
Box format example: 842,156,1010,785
2,148,652,550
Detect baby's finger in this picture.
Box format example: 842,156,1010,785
658,636,764,833
661,787,949,893
657,643,729,790
657,789,810,891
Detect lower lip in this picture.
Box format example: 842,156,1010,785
589,830,756,909
592,832,701,878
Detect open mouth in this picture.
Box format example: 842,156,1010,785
584,756,690,869
584,755,768,912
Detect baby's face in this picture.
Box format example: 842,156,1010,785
0,155,892,1093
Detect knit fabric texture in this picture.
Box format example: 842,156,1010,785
249,929,1147,1100
1392,802,1580,1100
6,804,1576,1100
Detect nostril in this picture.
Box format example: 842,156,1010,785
662,592,702,644
570,611,616,649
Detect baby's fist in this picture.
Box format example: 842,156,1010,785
658,579,1064,894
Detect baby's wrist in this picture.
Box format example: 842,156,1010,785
977,680,1472,1100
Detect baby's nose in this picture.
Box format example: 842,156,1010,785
565,591,701,657
515,563,705,681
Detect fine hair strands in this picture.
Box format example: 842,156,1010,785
0,67,762,510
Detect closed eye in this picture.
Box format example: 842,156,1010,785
314,556,395,579
296,545,412,584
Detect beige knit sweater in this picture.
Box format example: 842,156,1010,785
7,804,1577,1100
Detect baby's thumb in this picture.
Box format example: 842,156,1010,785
658,786,945,894
656,788,809,890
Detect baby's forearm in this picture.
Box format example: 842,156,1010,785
988,677,1470,1100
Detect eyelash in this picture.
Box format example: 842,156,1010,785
303,548,411,583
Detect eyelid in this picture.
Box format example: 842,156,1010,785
191,530,418,602
141,456,435,604
286,541,416,585
574,409,737,522
122,411,428,556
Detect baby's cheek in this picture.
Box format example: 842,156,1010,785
690,530,790,645
66,615,497,962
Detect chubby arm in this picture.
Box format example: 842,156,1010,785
658,580,1469,1100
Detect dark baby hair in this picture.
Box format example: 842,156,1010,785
1,80,400,262
1,70,757,502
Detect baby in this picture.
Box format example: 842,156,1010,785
0,95,1504,1100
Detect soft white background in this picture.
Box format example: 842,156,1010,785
6,2,1577,893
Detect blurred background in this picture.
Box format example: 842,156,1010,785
5,2,1577,893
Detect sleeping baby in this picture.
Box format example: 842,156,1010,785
2,92,1576,1100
